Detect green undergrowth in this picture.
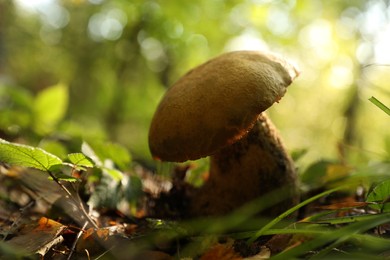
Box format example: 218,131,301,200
1,96,390,258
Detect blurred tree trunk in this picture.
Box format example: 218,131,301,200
341,66,364,161
0,1,8,77
343,85,359,145
0,1,16,82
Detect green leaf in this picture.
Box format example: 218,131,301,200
366,179,390,212
124,175,143,201
290,148,307,162
33,83,69,134
301,160,337,188
87,169,122,208
103,167,123,181
102,142,131,170
80,142,123,180
0,85,33,110
0,138,62,171
68,153,95,168
0,85,34,132
86,141,131,170
81,141,102,166
369,96,390,116
39,139,68,159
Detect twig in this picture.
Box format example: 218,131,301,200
67,221,89,260
361,63,390,69
47,171,98,229
2,200,35,241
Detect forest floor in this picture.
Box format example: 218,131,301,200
0,162,388,260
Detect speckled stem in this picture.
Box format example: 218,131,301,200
190,113,299,217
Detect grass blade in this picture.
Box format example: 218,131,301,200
369,96,390,116
247,186,345,244
273,212,390,259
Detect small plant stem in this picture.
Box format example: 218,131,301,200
67,221,89,260
47,171,98,229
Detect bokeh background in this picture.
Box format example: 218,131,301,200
1,0,390,170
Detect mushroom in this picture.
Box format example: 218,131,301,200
148,50,299,217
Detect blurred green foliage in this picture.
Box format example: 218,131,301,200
1,0,390,169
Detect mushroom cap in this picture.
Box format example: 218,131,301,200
148,50,299,162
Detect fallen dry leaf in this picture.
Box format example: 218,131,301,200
201,242,242,260
244,246,271,259
6,217,66,257
317,201,368,210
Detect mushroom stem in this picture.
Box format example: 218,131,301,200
190,113,298,217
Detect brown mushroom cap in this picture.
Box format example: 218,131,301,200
148,50,299,162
